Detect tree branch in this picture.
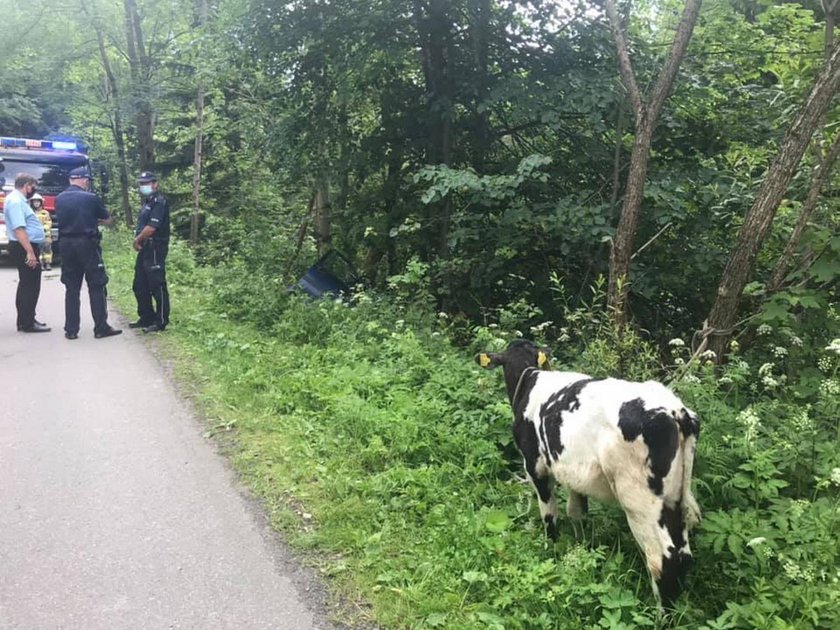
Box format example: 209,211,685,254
649,0,704,118
604,0,644,119
767,130,840,292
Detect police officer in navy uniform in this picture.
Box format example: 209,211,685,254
55,167,122,340
131,171,170,333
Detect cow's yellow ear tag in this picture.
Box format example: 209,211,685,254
479,353,492,368
537,351,547,368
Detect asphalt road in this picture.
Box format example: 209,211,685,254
0,265,333,629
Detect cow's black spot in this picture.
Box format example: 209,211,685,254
539,379,598,460
657,502,692,608
516,420,558,540
676,407,701,438
579,494,589,516
658,501,686,552
543,514,558,541
618,398,679,495
510,369,540,416
514,414,540,467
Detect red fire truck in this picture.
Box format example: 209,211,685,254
0,136,107,260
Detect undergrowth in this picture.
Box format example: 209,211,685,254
103,231,840,630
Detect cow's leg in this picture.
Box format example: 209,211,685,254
612,476,678,608
566,491,588,520
566,491,589,540
525,460,558,540
681,435,702,531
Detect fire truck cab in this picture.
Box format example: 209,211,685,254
0,136,106,260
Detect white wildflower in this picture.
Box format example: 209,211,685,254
700,349,717,361
790,336,803,347
791,409,813,433
738,407,761,443
819,379,840,397
783,559,803,581
818,357,833,372
530,321,551,334
789,500,809,520
730,339,740,353
747,537,767,548
674,357,685,366
762,375,779,388
718,376,733,385
669,338,685,347
825,339,840,355
757,324,773,336
758,362,775,376
773,346,788,358
830,468,840,487
683,374,700,384
734,359,750,372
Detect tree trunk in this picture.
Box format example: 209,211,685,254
190,0,209,246
414,0,453,262
609,98,627,217
191,81,205,245
335,102,351,214
123,0,155,171
314,182,331,256
84,0,133,226
767,131,840,293
604,0,703,327
706,40,840,358
607,117,653,322
825,0,839,54
469,0,491,170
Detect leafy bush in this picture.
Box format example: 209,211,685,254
103,234,840,629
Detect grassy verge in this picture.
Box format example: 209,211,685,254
102,231,840,630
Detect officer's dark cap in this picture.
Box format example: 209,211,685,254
68,167,92,179
137,171,157,183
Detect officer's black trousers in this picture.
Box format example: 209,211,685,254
133,240,169,328
9,241,42,329
60,237,110,335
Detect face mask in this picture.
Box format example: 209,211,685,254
139,184,154,196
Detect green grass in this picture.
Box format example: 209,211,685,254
102,230,840,630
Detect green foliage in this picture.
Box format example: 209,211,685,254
101,233,840,629
10,0,840,625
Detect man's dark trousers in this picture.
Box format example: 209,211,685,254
133,240,169,328
9,240,42,329
60,236,109,335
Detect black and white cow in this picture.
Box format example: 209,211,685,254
476,339,701,607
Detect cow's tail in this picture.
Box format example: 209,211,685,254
657,407,701,608
680,409,701,530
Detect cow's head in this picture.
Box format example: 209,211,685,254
476,339,552,406
476,339,551,371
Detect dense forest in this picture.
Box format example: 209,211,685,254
3,0,839,627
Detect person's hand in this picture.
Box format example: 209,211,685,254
133,238,142,252
25,252,38,269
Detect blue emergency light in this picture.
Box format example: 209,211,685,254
0,136,78,151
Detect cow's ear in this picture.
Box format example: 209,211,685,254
537,347,552,369
475,352,503,369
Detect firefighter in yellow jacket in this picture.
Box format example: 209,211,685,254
30,193,53,270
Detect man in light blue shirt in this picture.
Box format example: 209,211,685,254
3,173,50,332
